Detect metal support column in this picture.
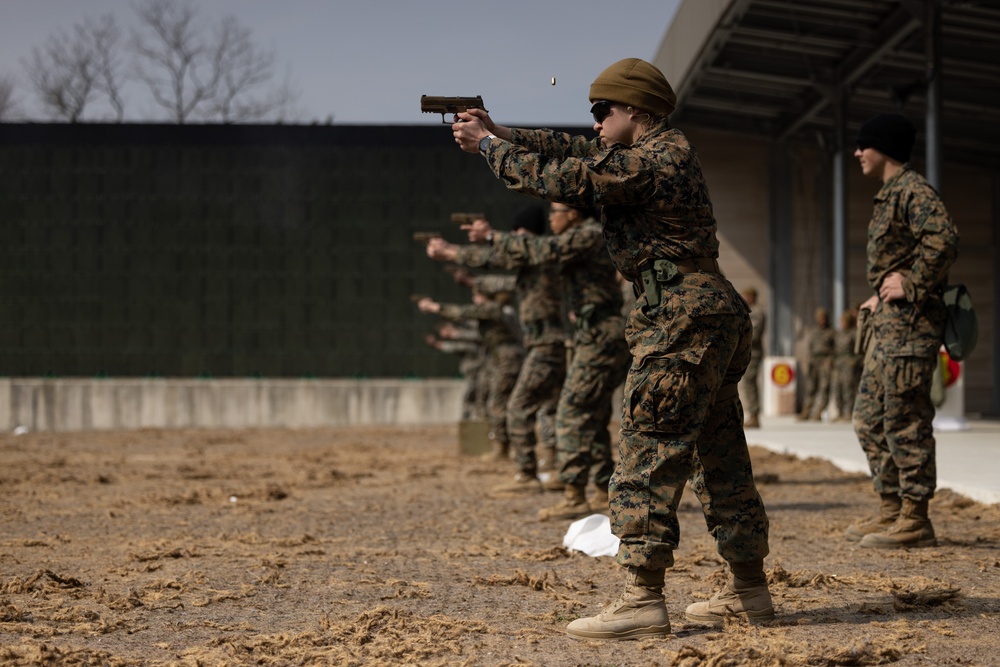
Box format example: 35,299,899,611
993,170,1000,416
832,88,849,319
925,0,942,188
769,138,794,357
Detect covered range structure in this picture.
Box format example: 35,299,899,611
655,0,999,414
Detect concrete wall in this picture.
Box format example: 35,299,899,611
0,378,465,432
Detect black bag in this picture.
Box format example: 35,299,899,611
941,283,978,361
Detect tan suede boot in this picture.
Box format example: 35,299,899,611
490,472,542,496
537,484,589,522
540,476,565,492
845,493,902,542
566,567,670,640
480,440,510,463
685,559,774,626
744,413,760,428
537,446,557,473
589,484,610,513
859,497,936,548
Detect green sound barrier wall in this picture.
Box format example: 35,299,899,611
0,123,587,378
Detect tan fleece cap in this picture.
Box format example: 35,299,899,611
589,58,677,115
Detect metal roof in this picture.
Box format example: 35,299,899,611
657,0,1000,168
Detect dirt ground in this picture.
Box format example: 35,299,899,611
1,424,998,667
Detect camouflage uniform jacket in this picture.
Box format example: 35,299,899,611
867,166,958,356
486,121,719,283
456,244,566,348
478,219,623,330
833,328,856,361
749,308,765,355
438,301,519,352
807,325,836,360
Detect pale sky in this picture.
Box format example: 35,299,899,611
0,0,681,126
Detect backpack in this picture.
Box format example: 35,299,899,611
941,283,978,361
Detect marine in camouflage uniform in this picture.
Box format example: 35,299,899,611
431,205,568,490
485,206,629,520
799,308,835,420
419,291,523,459
452,57,772,637
430,320,486,420
846,113,958,549
429,206,628,508
832,310,861,422
740,288,765,428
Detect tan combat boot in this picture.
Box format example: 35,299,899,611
537,484,589,522
480,440,510,463
537,446,557,473
845,493,902,542
859,497,936,548
685,559,774,626
490,472,542,496
744,413,760,429
589,484,610,513
540,475,565,492
566,567,670,640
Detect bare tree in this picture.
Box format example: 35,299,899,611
90,15,127,122
130,0,217,123
22,14,125,122
130,0,294,123
207,16,282,123
0,74,20,121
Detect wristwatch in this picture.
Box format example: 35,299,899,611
478,134,497,155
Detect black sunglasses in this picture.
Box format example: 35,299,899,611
590,100,613,124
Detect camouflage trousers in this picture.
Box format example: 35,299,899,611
832,357,862,419
459,351,486,420
740,350,763,417
853,343,937,500
802,355,833,418
613,279,769,571
507,342,566,475
485,343,524,448
555,316,630,489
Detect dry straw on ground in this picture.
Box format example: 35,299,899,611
1,425,998,666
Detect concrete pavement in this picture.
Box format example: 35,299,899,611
747,415,1000,505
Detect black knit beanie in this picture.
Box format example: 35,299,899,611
856,113,916,163
512,204,547,236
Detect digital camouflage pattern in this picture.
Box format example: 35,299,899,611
439,299,524,449
453,242,568,475
435,331,485,420
485,219,627,488
458,245,566,348
495,122,718,282
483,121,768,570
741,305,766,418
832,327,861,420
854,166,958,501
802,323,835,419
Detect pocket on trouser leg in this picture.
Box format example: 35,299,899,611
621,357,704,435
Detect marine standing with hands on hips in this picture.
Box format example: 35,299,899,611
450,57,773,639
846,113,958,549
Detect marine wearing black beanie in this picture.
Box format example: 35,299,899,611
855,113,916,164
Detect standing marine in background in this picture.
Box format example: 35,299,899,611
428,203,628,518
418,287,523,461
799,307,835,421
846,113,958,549
832,308,862,422
427,205,568,493
740,287,765,428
